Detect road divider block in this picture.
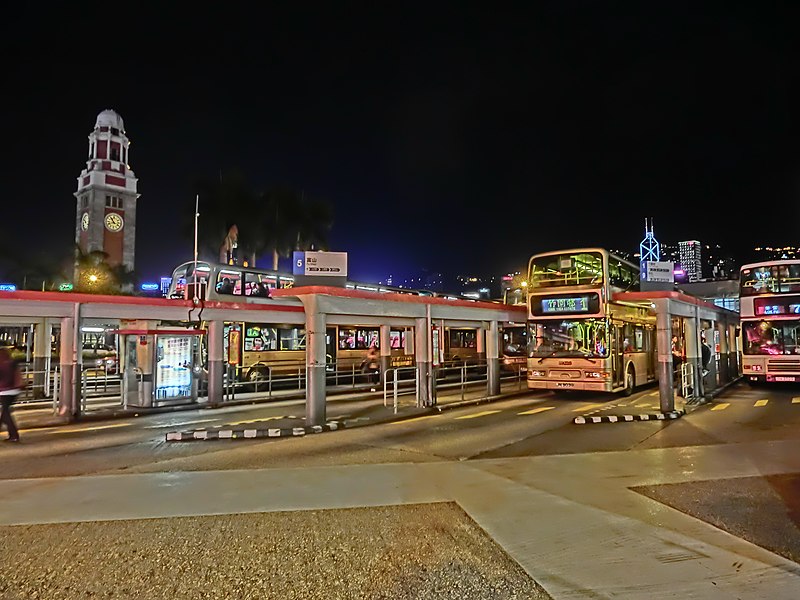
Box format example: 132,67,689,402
574,410,685,424
165,421,345,442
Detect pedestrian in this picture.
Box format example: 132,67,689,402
0,345,24,442
701,336,712,377
363,345,380,389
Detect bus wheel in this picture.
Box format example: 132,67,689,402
623,367,635,396
247,367,268,383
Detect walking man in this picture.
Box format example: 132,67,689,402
0,345,23,442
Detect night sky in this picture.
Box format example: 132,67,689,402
2,2,799,285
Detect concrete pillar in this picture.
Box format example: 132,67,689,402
306,311,328,426
415,317,431,407
717,320,730,384
476,325,486,366
379,324,391,385
72,304,83,417
58,317,74,419
404,327,414,359
486,320,500,396
207,320,224,406
32,319,52,399
685,311,702,400
730,323,741,378
655,300,674,412
704,323,718,393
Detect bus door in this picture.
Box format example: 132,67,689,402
646,328,656,381
612,324,625,387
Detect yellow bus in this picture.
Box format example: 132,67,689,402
526,248,657,395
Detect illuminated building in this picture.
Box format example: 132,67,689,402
678,240,702,282
74,109,140,274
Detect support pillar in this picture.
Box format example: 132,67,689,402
655,299,674,412
476,325,486,365
686,311,702,400
72,304,82,418
33,319,52,399
58,317,74,419
486,320,500,396
415,317,431,407
717,320,730,384
379,324,391,385
704,322,718,394
207,320,224,406
403,327,414,360
306,311,328,426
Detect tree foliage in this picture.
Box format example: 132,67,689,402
185,170,335,270
73,247,136,294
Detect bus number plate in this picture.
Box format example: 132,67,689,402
775,376,796,382
556,382,575,388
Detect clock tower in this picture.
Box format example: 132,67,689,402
74,109,140,274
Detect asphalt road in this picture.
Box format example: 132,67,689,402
2,380,800,598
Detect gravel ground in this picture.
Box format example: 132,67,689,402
0,502,552,600
633,473,800,564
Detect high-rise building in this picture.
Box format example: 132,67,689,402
74,109,140,275
678,240,703,282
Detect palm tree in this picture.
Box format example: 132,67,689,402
251,186,335,270
295,192,334,252
255,185,304,270
184,170,254,263
181,172,335,271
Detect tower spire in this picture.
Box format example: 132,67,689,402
639,217,661,276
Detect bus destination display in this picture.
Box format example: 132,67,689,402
542,296,590,314
531,292,600,317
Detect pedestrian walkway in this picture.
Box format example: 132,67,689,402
0,439,797,598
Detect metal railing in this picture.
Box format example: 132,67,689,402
383,367,419,414
680,362,695,400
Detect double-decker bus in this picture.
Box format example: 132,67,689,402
525,248,657,395
739,259,800,384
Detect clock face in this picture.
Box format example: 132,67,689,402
104,213,124,232
81,213,89,231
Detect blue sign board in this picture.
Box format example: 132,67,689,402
293,251,305,275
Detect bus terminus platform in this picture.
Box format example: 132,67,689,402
0,281,738,426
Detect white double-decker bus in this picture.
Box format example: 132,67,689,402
739,259,800,384
526,248,657,395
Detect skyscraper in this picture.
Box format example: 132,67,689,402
678,240,703,282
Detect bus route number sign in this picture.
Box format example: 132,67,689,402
541,296,589,314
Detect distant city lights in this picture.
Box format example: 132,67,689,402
141,283,160,291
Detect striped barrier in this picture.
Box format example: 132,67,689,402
574,410,685,424
166,421,343,441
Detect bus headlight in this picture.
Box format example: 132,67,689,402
751,365,763,371
529,369,546,377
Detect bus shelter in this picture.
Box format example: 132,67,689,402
616,291,740,412
113,328,205,409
